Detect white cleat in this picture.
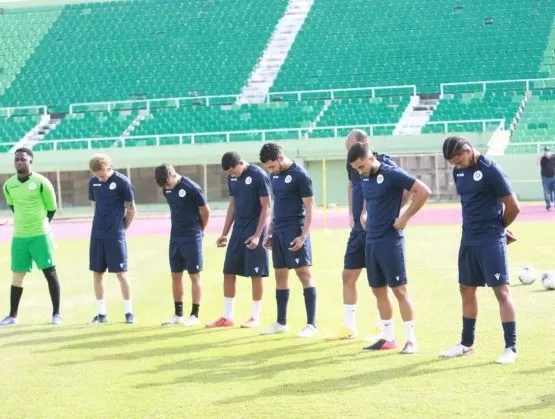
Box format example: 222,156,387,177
495,347,517,364
439,343,474,358
400,341,418,354
260,322,289,335
52,314,63,326
184,315,200,327
296,324,318,338
0,315,18,326
162,314,186,326
240,317,260,328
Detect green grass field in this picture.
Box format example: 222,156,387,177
0,222,554,418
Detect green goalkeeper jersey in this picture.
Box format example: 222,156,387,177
2,172,57,238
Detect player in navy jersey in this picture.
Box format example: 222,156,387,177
259,143,318,338
348,143,431,353
155,164,210,327
439,136,520,364
206,152,271,329
327,129,399,341
88,154,136,324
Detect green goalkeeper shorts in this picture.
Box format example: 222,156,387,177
11,234,55,272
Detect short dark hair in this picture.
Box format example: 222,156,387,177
442,136,472,160
259,142,283,163
347,142,369,163
221,151,242,171
14,147,33,159
154,163,174,187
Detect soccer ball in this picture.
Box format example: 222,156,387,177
541,271,555,290
517,266,537,285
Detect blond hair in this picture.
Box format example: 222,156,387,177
89,154,112,172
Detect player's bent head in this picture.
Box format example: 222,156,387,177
221,151,243,176
347,142,374,176
443,136,474,168
154,163,178,189
345,129,369,151
13,147,33,173
89,154,113,181
259,142,284,174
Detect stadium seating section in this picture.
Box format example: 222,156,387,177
510,90,555,152
0,0,553,151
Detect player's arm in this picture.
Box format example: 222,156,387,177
401,190,411,208
221,197,235,236
347,180,353,226
40,179,58,222
502,194,520,228
360,197,367,230
3,183,14,213
123,200,136,229
199,204,210,232
394,178,431,229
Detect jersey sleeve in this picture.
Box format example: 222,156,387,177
40,178,57,211
192,183,208,207
88,179,95,201
298,171,313,198
257,172,270,198
390,167,416,191
488,165,513,198
379,154,398,167
2,181,12,206
122,178,135,202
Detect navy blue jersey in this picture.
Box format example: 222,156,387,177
271,162,313,232
362,164,416,244
228,164,270,237
348,152,397,231
162,176,207,240
453,154,512,246
89,171,134,239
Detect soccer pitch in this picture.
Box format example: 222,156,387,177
0,207,554,418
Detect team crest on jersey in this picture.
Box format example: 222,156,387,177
178,189,186,198
473,171,483,182
28,182,37,190
377,174,384,184
284,175,292,184
109,182,117,190
245,176,252,185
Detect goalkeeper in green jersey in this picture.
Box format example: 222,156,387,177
0,147,62,326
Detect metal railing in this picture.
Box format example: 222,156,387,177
0,105,47,118
440,77,555,95
0,119,502,152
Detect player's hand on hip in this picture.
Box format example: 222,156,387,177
244,235,260,250
506,229,517,245
393,216,408,230
289,236,305,252
262,235,272,250
216,236,228,248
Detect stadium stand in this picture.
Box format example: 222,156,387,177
272,0,552,93
510,91,555,151
0,0,553,150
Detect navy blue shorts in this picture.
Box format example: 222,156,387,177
223,235,269,277
272,229,312,270
170,237,203,274
365,238,407,288
344,229,366,270
89,237,128,273
458,241,509,287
